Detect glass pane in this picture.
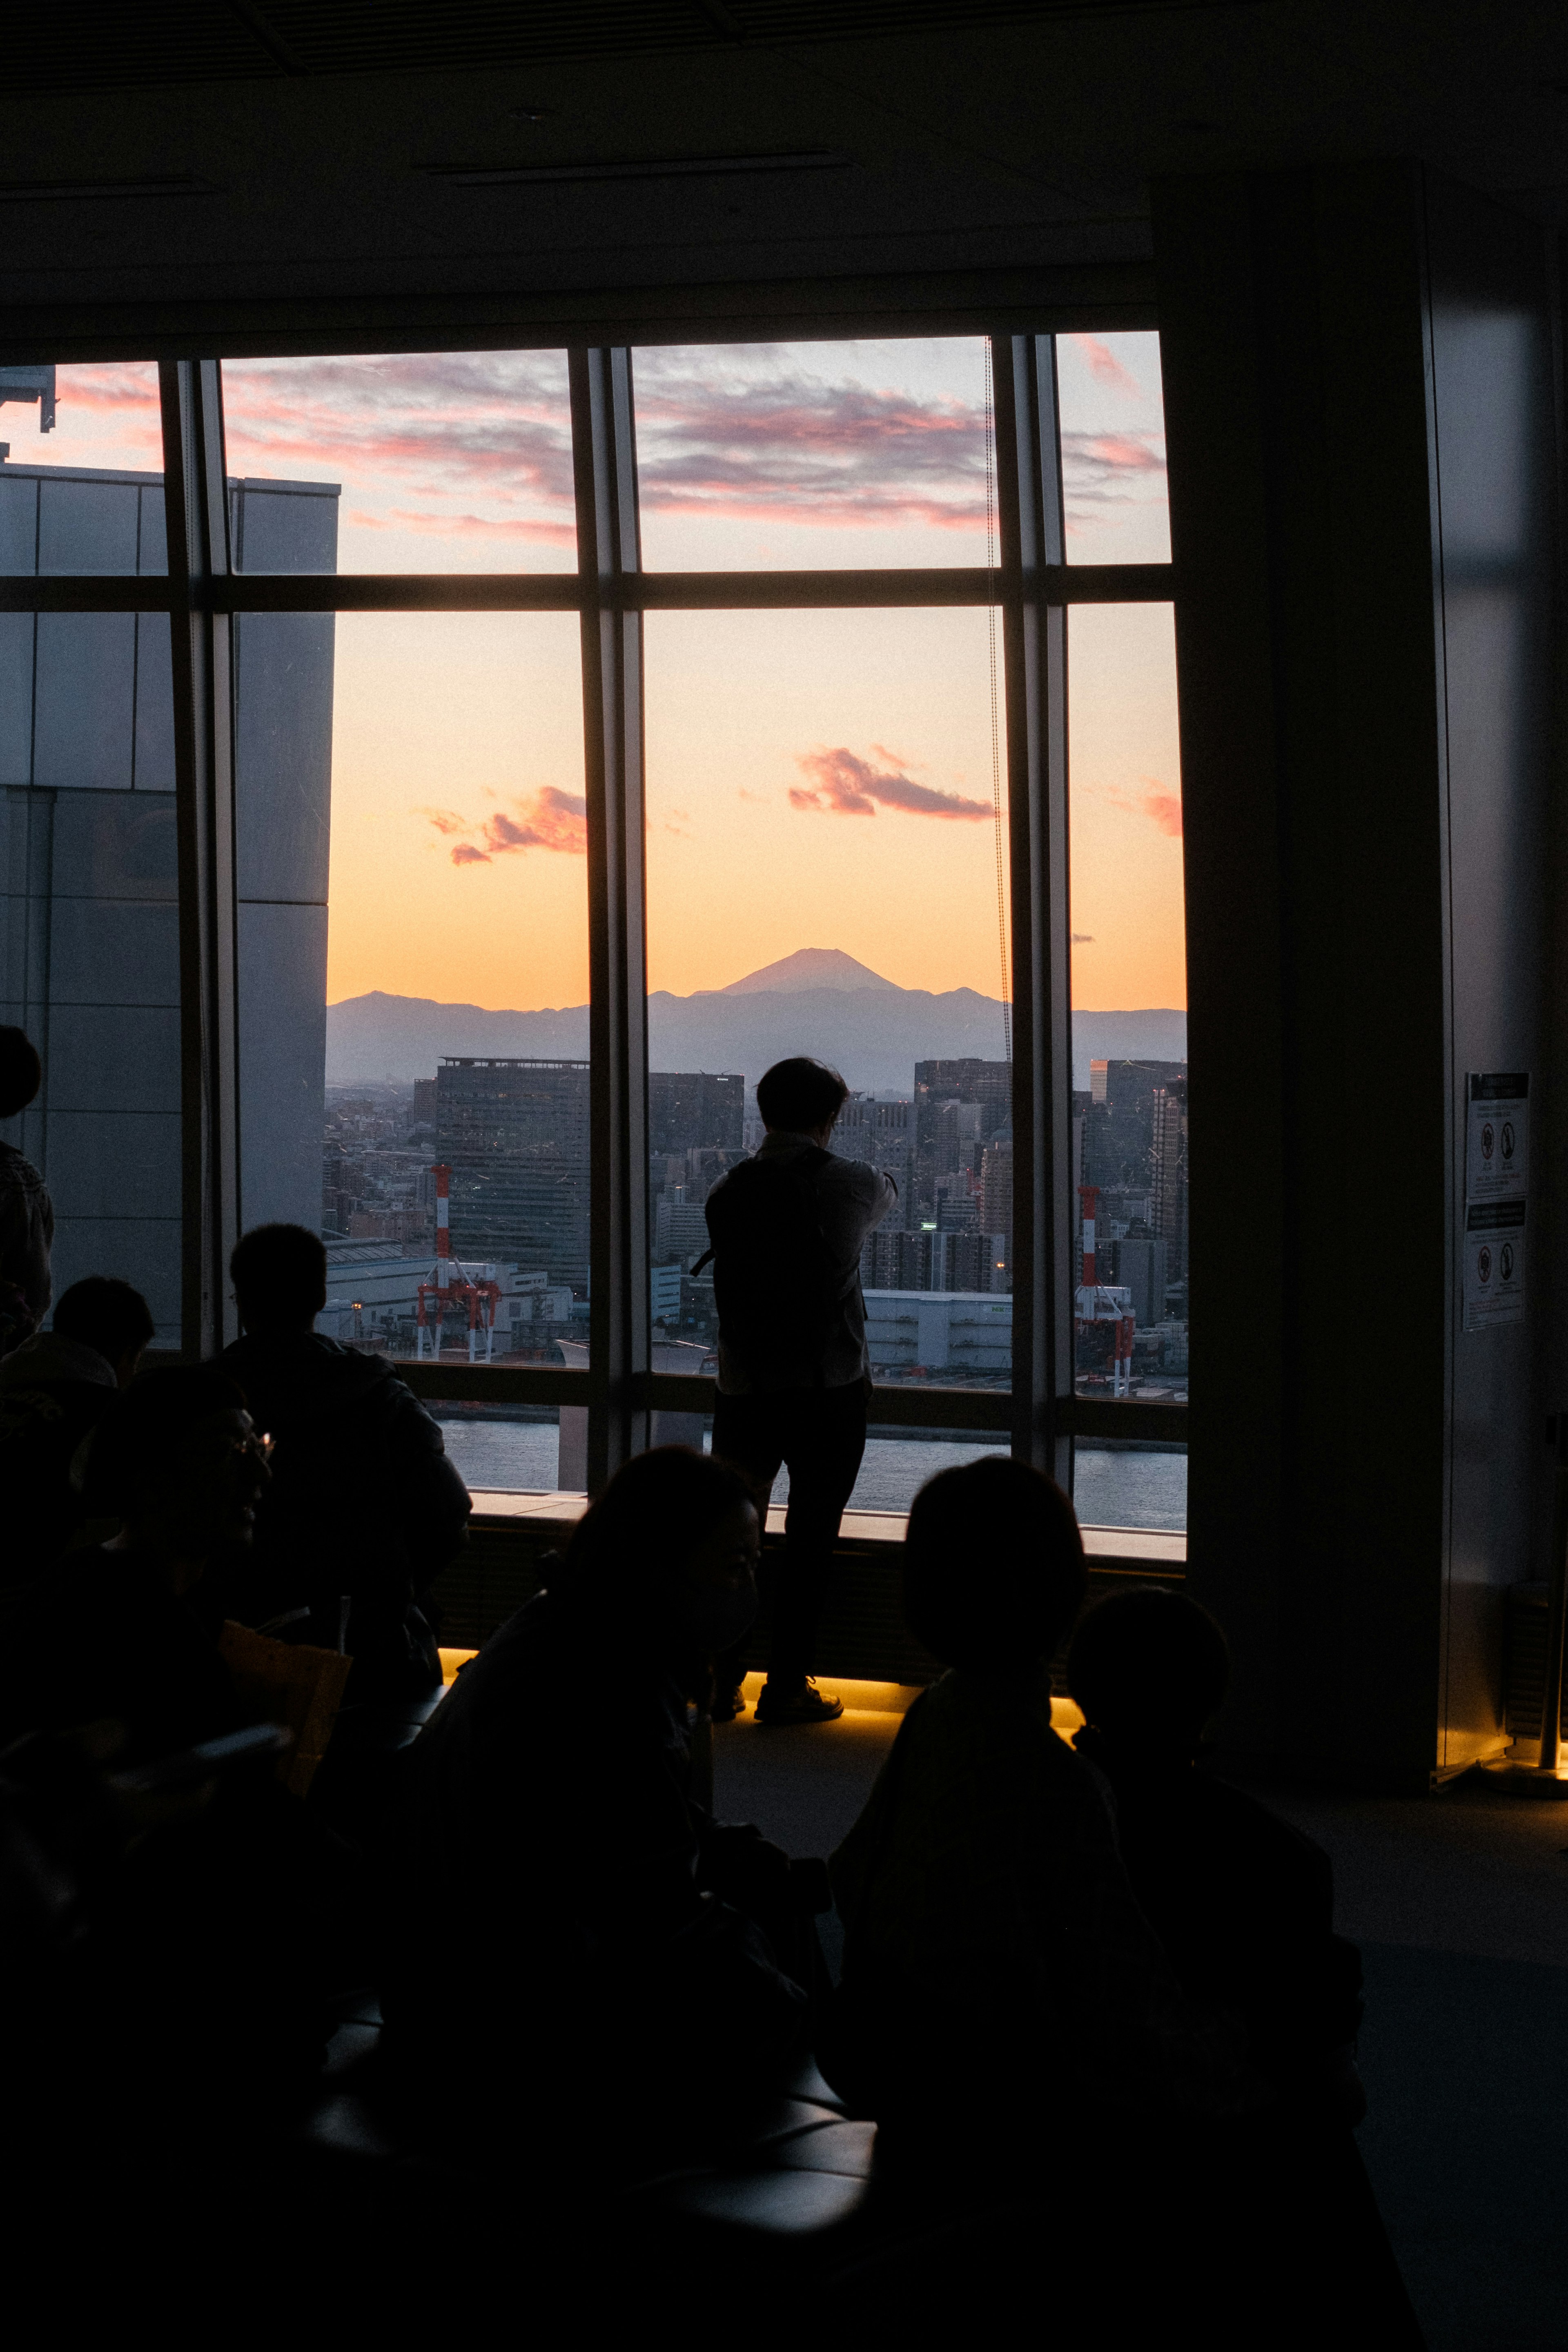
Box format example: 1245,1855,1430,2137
429,1405,570,1494
220,351,574,572
634,338,991,570
1,362,166,575
232,609,590,1364
1073,1443,1187,1532
1056,331,1170,565
645,605,1012,1392
1068,603,1187,1438
2,610,181,1345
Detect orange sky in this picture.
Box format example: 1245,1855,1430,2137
22,352,1185,1016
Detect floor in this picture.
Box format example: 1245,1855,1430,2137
715,1693,1568,2352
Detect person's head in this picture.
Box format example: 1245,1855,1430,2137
903,1456,1086,1674
1067,1586,1230,1760
82,1365,270,1588
230,1223,328,1336
559,1446,760,1658
756,1058,850,1143
52,1278,156,1389
0,1027,42,1123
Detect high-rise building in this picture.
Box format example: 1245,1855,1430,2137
648,1069,743,1156
980,1136,1013,1268
1083,1059,1187,1193
912,1059,1011,1220
0,453,337,1343
835,1094,912,1198
1105,1234,1169,1327
1150,1077,1188,1276
436,1057,590,1292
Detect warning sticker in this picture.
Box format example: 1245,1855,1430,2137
1466,1072,1528,1206
1463,1199,1526,1332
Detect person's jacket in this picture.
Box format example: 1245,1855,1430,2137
0,1140,53,1356
218,1331,470,1685
0,1544,242,1766
387,1583,806,2098
0,1330,119,1585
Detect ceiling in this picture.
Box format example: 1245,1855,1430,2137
0,1,1564,355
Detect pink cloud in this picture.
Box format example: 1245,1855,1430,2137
1098,778,1184,838
1066,336,1143,398
790,746,991,822
432,784,588,865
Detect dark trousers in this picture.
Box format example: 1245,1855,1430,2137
712,1382,868,1692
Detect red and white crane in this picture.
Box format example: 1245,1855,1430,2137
1074,1182,1136,1397
415,1164,502,1362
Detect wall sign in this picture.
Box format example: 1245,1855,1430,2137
1464,1072,1529,1332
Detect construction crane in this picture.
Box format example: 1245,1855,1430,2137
415,1164,503,1362
1074,1183,1136,1397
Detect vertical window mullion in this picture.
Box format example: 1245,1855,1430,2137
160,358,239,1361
571,346,650,1491
993,334,1072,1483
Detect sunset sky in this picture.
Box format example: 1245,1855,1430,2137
18,341,1184,1014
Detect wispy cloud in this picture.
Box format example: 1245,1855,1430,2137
221,352,577,544
634,346,988,536
1098,778,1183,839
430,784,588,866
790,746,991,821
1065,336,1144,399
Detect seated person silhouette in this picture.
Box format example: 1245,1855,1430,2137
1066,1588,1425,2348
0,1276,154,1585
219,1222,470,1700
824,1456,1255,2154
1067,1585,1365,2114
0,1023,52,1358
385,1448,813,2147
0,1364,268,1764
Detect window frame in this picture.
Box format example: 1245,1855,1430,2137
0,337,1185,1490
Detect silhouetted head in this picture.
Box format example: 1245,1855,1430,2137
756,1058,850,1139
1067,1586,1230,1758
82,1365,270,1587
0,1027,42,1122
230,1223,329,1336
52,1278,156,1389
559,1446,760,1658
903,1456,1086,1673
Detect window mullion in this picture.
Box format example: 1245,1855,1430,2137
994,334,1072,1483
160,358,239,1360
571,346,650,1491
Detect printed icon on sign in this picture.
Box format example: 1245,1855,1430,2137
1502,1120,1515,1162
1478,1245,1492,1285
1481,1121,1495,1161
1501,1243,1515,1281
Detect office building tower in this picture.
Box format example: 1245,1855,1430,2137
0,453,336,1343
1106,1234,1169,1327
912,1059,1011,1220
980,1137,1013,1262
436,1057,590,1292
1083,1059,1187,1193
1150,1077,1188,1276
648,1069,744,1156
835,1094,912,1196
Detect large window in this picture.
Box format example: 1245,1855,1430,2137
0,337,1183,1528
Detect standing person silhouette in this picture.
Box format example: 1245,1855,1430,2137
700,1056,896,1725
0,1026,52,1359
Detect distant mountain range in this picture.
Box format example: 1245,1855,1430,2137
327,948,1187,1096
